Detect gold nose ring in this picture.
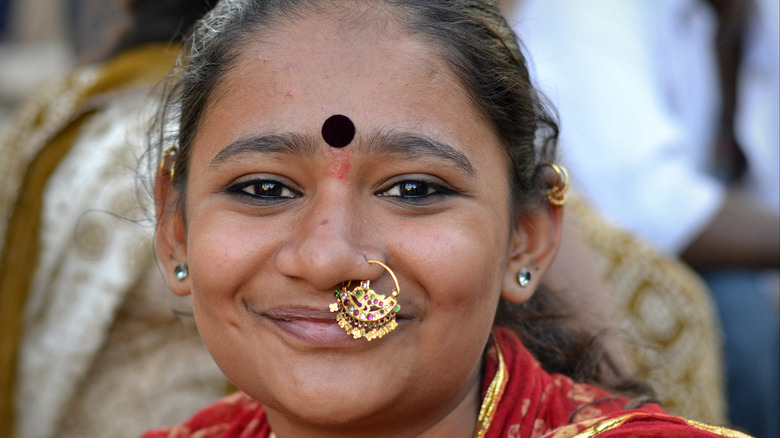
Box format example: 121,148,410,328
329,260,401,341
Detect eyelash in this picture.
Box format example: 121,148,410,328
227,177,454,205
228,180,299,202
378,179,453,203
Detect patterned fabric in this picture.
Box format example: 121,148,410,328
567,197,727,424
141,328,746,438
0,66,99,438
0,44,227,438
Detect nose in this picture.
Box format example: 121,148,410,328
275,188,379,291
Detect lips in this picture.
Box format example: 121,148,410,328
258,306,358,345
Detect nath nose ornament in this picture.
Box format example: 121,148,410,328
329,260,401,341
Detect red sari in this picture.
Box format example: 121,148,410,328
141,328,750,437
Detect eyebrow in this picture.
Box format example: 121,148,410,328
209,129,475,175
364,130,475,175
210,133,317,168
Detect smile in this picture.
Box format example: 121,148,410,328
252,304,407,346
255,305,360,346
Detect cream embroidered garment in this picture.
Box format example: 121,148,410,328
14,89,226,438
568,197,726,424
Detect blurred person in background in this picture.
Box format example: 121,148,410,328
0,1,71,132
509,0,779,436
0,0,10,36
0,1,223,438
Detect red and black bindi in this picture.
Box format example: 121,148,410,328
321,114,356,148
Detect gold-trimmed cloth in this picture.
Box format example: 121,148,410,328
141,328,745,437
0,44,185,438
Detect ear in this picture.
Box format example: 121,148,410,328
155,165,191,296
501,199,563,305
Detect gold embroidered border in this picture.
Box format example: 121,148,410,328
569,413,755,438
685,419,754,438
569,414,634,438
473,331,509,438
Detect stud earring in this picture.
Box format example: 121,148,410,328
329,260,401,341
174,263,188,281
516,267,531,287
542,163,569,206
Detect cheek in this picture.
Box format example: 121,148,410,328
186,212,278,302
396,221,507,392
406,218,508,323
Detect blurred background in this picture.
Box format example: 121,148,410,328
0,0,73,130
0,0,129,131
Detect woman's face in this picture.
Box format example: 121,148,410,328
159,11,555,435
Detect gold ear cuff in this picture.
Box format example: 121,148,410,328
542,163,568,206
160,146,178,180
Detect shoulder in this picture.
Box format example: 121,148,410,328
140,392,269,438
541,412,753,438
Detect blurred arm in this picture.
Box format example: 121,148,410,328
682,191,780,269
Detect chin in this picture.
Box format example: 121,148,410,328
233,353,399,422
266,384,401,430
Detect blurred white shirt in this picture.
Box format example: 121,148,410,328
511,0,779,255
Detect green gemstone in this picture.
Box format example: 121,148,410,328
370,294,375,300
334,290,340,297
393,304,401,313
356,290,363,298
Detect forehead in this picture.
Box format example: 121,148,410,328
195,10,502,167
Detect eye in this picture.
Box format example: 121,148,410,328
229,179,298,200
385,181,434,197
378,179,452,202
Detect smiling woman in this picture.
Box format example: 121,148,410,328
143,1,750,437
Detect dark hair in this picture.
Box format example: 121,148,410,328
150,0,651,401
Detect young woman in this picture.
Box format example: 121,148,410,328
144,0,750,436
